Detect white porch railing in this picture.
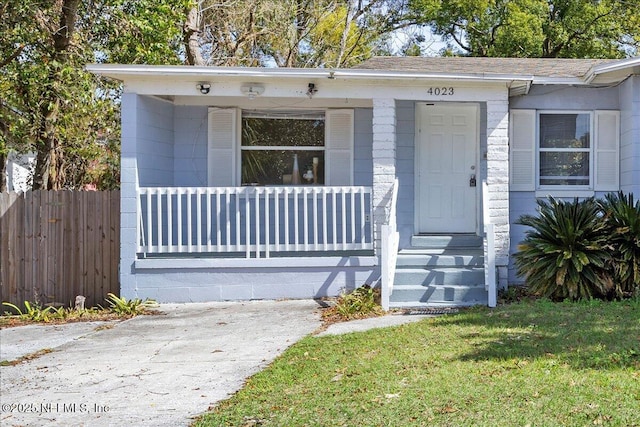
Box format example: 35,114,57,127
137,186,373,258
482,180,497,308
380,178,399,311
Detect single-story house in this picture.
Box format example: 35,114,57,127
88,56,640,309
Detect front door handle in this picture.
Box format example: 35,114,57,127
469,174,476,187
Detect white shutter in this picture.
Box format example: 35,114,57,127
594,110,620,191
509,109,536,191
207,108,238,186
325,109,354,185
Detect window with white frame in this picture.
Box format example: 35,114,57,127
509,109,619,193
538,112,591,187
241,111,326,185
207,107,354,187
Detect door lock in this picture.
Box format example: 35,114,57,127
469,174,476,187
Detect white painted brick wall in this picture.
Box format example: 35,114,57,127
486,99,510,280
372,98,397,253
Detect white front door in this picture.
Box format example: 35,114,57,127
415,103,478,233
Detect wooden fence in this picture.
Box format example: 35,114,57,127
0,191,120,309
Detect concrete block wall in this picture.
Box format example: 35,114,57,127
136,96,175,186
120,93,139,299
173,106,208,187
131,265,377,302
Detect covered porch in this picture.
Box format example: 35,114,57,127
88,63,516,304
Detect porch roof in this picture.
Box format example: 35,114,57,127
87,56,639,98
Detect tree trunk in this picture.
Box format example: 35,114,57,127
184,6,205,66
335,1,355,68
31,0,79,190
0,150,6,192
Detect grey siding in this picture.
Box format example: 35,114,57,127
508,192,537,284
395,100,415,249
137,96,175,186
619,76,640,194
173,106,209,186
510,85,619,110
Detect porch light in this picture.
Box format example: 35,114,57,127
240,84,264,99
196,82,211,94
306,83,318,98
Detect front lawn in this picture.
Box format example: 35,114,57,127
194,299,640,427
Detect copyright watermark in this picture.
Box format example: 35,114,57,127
1,402,109,414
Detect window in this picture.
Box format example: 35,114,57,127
538,112,591,186
207,108,353,187
241,111,325,185
509,109,619,193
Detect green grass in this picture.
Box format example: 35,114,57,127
194,299,640,427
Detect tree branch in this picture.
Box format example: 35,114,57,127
0,44,25,68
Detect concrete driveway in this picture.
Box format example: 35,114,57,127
0,300,323,427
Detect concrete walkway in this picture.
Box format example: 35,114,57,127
0,300,323,427
0,300,435,427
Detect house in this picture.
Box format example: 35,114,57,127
4,151,35,192
87,56,640,309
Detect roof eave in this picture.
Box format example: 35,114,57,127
86,63,533,84
531,76,587,85
584,57,640,84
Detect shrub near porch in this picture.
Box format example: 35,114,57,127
194,299,640,427
515,193,640,301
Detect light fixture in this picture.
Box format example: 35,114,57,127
240,84,264,99
306,83,318,98
197,82,211,94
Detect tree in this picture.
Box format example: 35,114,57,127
184,0,413,68
407,0,640,57
0,0,188,190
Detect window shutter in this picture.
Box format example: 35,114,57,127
207,108,238,186
325,109,354,185
509,109,536,191
594,110,619,192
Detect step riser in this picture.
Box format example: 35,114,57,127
411,235,482,249
394,269,485,287
396,254,484,268
390,286,488,305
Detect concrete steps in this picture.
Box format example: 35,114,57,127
389,234,487,308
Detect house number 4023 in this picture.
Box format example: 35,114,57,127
427,87,454,96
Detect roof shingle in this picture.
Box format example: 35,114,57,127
355,57,616,78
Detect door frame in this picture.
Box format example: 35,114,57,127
414,102,481,235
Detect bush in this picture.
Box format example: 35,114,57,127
600,192,640,297
104,293,158,316
322,285,384,322
514,197,613,300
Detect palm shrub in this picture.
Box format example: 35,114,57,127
514,197,613,300
599,192,640,297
